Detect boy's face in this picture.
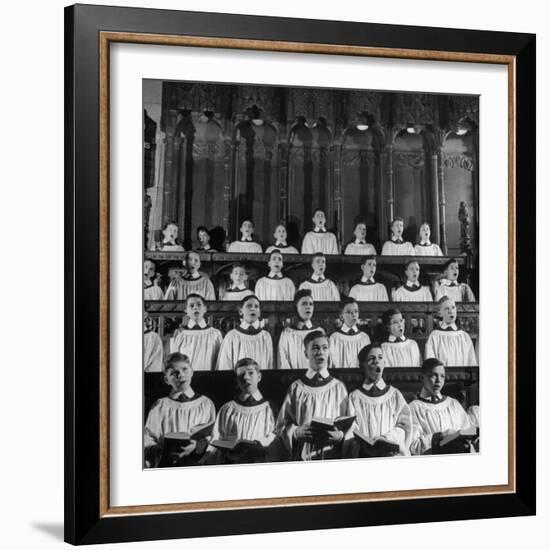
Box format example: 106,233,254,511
362,259,377,279
185,296,206,321
268,253,283,273
419,224,431,241
230,267,247,285
273,225,287,242
354,223,367,241
341,302,360,327
312,210,326,228
388,313,405,338
144,260,155,279
143,316,153,332
240,220,254,236
163,224,178,242
240,298,261,323
185,252,201,272
405,262,420,283
164,361,193,391
236,365,261,395
305,336,330,370
296,296,314,321
439,299,457,324
311,256,326,276
391,220,404,237
423,365,446,394
198,230,210,245
445,261,460,281
361,347,385,384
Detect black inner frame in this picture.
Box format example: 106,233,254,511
65,4,536,545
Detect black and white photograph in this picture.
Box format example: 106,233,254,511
142,79,480,468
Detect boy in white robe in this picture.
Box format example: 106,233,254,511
220,263,254,301
433,258,476,302
144,352,216,467
329,297,371,368
381,217,415,256
227,219,263,253
380,308,421,367
414,222,443,256
344,343,413,457
169,294,223,371
164,251,216,301
216,295,274,370
276,331,349,461
409,358,475,455
196,225,216,252
254,249,296,301
144,317,163,372
348,255,389,302
343,222,377,256
298,253,340,301
206,358,278,464
425,297,478,366
265,224,299,254
144,260,164,300
392,260,433,302
158,221,185,251
301,208,340,255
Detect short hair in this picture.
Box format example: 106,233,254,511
353,221,367,231
438,295,454,306
405,258,420,270
443,258,459,270
185,250,200,262
234,357,260,372
382,308,402,326
231,262,246,271
162,220,178,230
239,294,260,308
294,288,313,307
164,352,190,372
239,218,254,227
312,208,326,217
311,252,326,262
184,293,205,306
358,343,383,365
303,329,328,349
419,222,430,231
421,357,444,374
391,216,404,226
196,225,210,235
144,259,155,269
361,254,376,264
339,296,358,311
268,249,283,260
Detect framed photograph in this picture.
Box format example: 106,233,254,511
65,3,536,545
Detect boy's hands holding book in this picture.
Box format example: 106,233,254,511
295,423,315,442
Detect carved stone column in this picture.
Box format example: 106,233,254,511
431,151,441,246
438,149,447,255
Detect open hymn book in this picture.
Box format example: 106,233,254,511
353,430,400,457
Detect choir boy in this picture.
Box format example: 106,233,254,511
169,294,223,371
216,295,274,370
164,251,216,301
144,316,163,372
433,258,476,302
144,259,164,300
254,249,296,301
265,224,299,254
276,330,349,461
381,217,415,256
414,223,443,256
227,219,263,253
380,308,421,367
391,260,433,302
221,263,254,301
159,220,185,251
329,297,371,368
196,226,215,252
425,296,478,366
343,222,377,256
301,208,340,255
144,352,216,467
298,253,340,301
348,255,389,302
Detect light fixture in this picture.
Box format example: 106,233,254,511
251,118,264,126
456,118,473,136
356,124,369,131
406,125,422,135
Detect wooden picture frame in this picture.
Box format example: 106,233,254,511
65,4,535,545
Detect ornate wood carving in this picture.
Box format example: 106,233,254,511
442,155,475,171
393,93,437,126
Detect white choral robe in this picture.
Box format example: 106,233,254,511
216,326,274,370
467,405,480,428
381,338,421,367
301,231,340,255
160,242,185,252
329,327,371,369
425,326,478,366
144,330,163,372
275,373,348,460
414,242,443,256
265,244,299,254
227,240,263,253
343,242,377,256
409,394,472,455
434,280,477,302
278,323,323,370
381,240,415,256
220,286,254,301
392,284,433,302
348,280,389,302
344,382,413,456
144,283,164,300
254,276,296,301
206,396,278,464
164,274,216,301
298,277,340,301
169,324,223,371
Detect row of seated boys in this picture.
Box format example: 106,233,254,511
144,292,478,373
144,335,479,468
144,253,476,303
154,211,451,256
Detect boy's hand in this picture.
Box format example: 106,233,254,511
170,440,198,462
326,429,344,443
295,423,314,441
